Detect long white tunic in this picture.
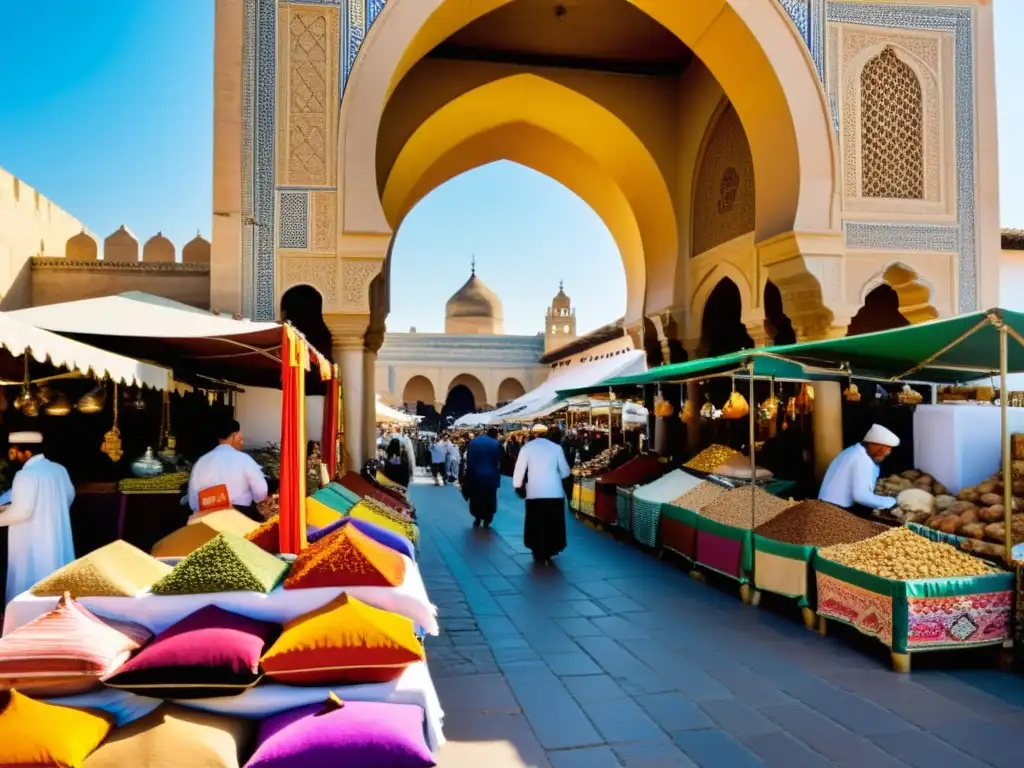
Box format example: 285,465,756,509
818,443,897,510
513,438,571,500
0,455,76,604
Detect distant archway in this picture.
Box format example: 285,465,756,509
402,375,436,409
446,373,487,408
764,281,796,346
443,384,478,424
497,377,526,405
847,285,911,337
700,278,753,358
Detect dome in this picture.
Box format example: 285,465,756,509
445,268,504,335
551,281,571,310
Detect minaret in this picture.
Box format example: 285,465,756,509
545,279,577,354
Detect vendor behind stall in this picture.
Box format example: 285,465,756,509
818,423,900,515
0,431,75,605
187,417,268,523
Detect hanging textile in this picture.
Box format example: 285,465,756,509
279,326,308,554
321,367,340,481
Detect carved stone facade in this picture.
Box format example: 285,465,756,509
692,103,755,258
278,254,338,303
339,258,382,313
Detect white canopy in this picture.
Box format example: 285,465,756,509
376,396,417,425
456,349,646,427
0,312,170,390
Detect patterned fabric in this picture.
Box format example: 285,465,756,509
308,516,416,560
631,498,663,548
284,523,406,589
261,594,424,685
816,572,894,648
349,500,419,545
906,592,1012,650
31,540,171,598
0,689,112,766
0,593,149,697
615,488,633,532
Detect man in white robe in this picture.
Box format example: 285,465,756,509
818,423,900,514
0,431,76,605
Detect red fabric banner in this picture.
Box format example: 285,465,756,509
279,326,307,554
321,368,339,481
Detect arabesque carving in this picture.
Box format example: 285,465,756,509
692,104,755,257
340,258,383,313
312,190,336,252
279,255,337,303
861,47,924,200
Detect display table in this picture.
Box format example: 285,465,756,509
913,404,1024,493
694,516,753,585
658,503,698,560
751,536,816,626
3,556,438,636
815,557,1013,671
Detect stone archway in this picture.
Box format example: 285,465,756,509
497,377,526,405
445,373,487,409
402,375,436,410
861,262,940,325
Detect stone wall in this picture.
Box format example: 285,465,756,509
30,259,211,309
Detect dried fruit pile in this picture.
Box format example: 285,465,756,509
754,500,887,548
699,486,792,529
819,527,997,580
669,481,728,512
684,445,741,473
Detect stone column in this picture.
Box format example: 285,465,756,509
812,380,844,482
362,346,378,462
333,338,366,472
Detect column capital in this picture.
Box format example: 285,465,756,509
324,312,370,345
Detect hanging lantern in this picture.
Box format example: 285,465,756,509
21,392,40,418
700,393,716,420
795,383,815,414
100,384,124,462
653,396,674,418
897,384,923,406
843,380,861,402
759,377,780,422
77,384,106,414
722,378,749,420
44,391,72,416
680,399,696,423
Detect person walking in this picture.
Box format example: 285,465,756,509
383,436,412,488
429,436,448,486
463,427,502,527
512,425,571,565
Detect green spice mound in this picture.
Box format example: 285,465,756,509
150,532,289,595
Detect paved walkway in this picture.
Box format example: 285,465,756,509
415,475,1024,768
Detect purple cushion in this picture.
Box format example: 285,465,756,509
245,700,434,768
308,517,415,560
103,605,278,699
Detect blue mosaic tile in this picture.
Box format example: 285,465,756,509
279,191,309,249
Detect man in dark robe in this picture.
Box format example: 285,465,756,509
463,428,502,527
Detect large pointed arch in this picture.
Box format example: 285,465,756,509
339,0,837,243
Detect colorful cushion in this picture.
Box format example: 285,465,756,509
305,494,345,529
244,698,434,768
283,524,406,590
151,510,259,559
261,593,423,685
0,689,113,766
308,517,415,560
348,500,419,545
326,482,361,506
150,533,289,595
338,472,412,513
0,593,151,697
82,704,253,768
102,605,278,699
31,540,172,597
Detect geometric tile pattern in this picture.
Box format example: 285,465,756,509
845,222,959,253
279,191,310,249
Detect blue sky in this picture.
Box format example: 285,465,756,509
0,2,1021,336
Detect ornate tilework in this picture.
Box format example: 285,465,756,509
279,191,310,249
828,2,976,313
845,223,959,253
816,572,894,648
777,0,825,81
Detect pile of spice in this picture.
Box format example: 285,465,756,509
699,486,793,529
670,481,728,511
754,500,887,548
819,527,998,580
684,445,741,473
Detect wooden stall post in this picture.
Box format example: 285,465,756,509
1001,323,1013,564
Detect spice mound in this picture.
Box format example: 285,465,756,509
819,527,998,580
699,486,793,529
670,482,728,512
754,501,887,548
684,444,741,473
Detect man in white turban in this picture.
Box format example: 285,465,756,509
818,423,901,514
0,431,76,604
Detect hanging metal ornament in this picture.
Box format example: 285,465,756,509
759,376,780,422
157,390,178,463
13,356,38,416
100,383,124,462
77,383,106,414
843,375,862,402
44,391,72,416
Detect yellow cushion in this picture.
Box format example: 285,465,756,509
82,704,251,768
0,689,112,766
348,501,418,545
151,510,258,559
31,540,171,598
261,593,424,685
306,496,343,529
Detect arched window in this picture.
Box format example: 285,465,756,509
860,46,924,200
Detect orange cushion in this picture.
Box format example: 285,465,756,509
0,593,150,697
283,523,406,589
261,593,424,685
0,689,112,766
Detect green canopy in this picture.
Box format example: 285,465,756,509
557,308,1024,397
769,308,1024,383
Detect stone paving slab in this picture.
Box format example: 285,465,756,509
411,476,1024,767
